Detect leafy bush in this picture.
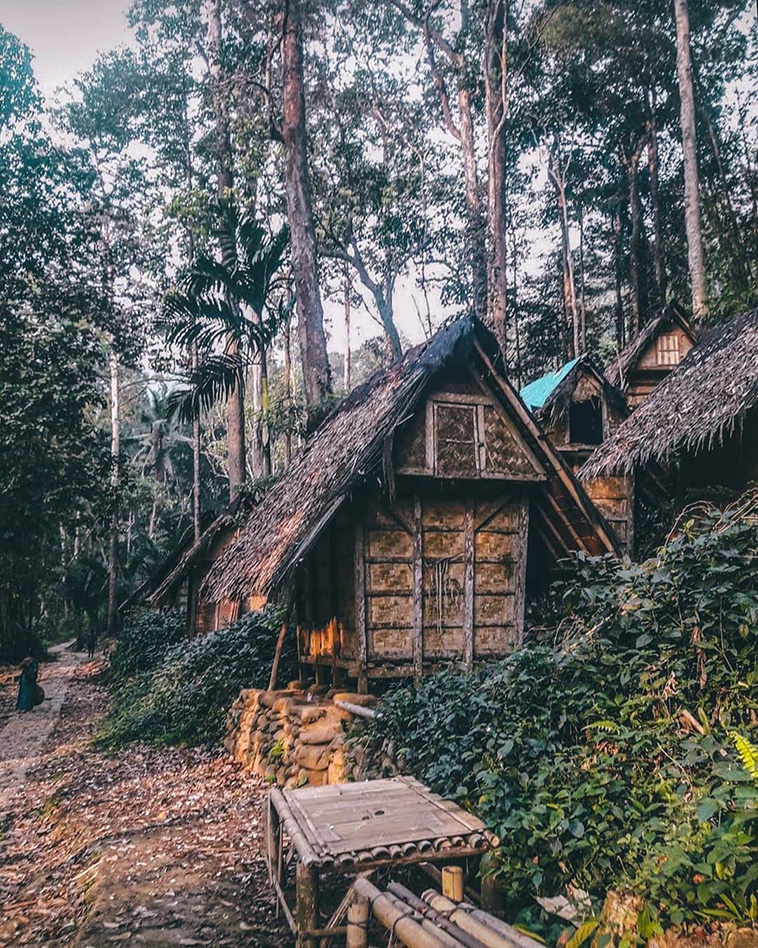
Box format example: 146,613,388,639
365,496,758,930
98,606,294,748
109,610,187,680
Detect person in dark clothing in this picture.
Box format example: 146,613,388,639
87,629,97,659
16,657,39,712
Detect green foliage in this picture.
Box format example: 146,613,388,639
109,610,187,681
97,607,295,748
365,500,758,929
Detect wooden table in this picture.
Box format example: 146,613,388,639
264,776,499,946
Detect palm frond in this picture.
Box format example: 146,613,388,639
166,354,247,423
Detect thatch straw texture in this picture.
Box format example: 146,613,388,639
202,318,480,603
583,309,758,477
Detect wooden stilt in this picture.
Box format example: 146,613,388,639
296,860,319,948
442,865,464,902
269,592,294,691
346,893,369,948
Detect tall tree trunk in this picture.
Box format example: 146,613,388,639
192,343,202,544
674,0,708,319
207,0,246,497
343,268,351,391
282,0,332,410
283,315,292,467
627,135,649,335
613,184,626,348
484,0,508,355
107,347,120,635
548,147,579,358
577,202,587,354
458,86,488,322
647,99,667,305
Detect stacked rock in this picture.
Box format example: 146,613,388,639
225,682,378,788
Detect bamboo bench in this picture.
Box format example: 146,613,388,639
264,776,499,947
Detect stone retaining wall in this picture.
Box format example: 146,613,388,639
224,682,378,788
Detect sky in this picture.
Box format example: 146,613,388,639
0,0,439,354
0,0,132,95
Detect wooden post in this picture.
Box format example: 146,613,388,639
354,523,368,693
463,496,475,669
513,496,529,647
412,495,423,680
442,866,464,902
346,893,369,948
269,592,295,691
296,860,319,948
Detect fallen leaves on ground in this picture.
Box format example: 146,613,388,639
0,657,292,946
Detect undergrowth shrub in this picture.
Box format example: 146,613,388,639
364,495,758,932
109,610,186,680
98,606,294,748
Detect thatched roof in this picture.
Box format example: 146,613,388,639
605,303,696,389
130,488,263,609
202,317,619,604
521,355,625,424
582,308,758,478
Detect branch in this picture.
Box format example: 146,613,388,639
387,0,463,67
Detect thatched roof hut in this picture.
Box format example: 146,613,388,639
521,356,632,550
204,317,618,608
583,308,758,480
606,303,696,407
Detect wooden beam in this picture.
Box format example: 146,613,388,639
514,498,530,647
354,523,368,693
463,496,474,670
412,495,423,680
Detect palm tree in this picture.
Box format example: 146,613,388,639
129,384,193,539
164,212,289,486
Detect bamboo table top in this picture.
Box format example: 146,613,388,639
271,776,498,870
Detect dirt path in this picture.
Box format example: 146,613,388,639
0,643,84,819
0,654,292,946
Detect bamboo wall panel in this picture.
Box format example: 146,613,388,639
483,406,537,477
368,527,412,560
476,624,520,654
367,561,413,593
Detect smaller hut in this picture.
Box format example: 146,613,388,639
583,309,758,505
126,489,263,635
201,317,618,692
521,356,633,551
606,303,697,409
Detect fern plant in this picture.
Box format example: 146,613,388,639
731,732,758,785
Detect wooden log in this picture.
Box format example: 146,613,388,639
387,883,485,948
346,893,369,948
421,892,532,948
442,866,464,902
353,878,447,948
480,875,503,917
334,699,377,719
296,860,319,948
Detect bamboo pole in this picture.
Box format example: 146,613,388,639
421,892,537,948
353,878,447,948
387,884,485,948
460,907,542,948
269,789,320,865
346,893,369,948
442,866,464,902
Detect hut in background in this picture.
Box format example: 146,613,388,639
125,489,263,635
202,318,618,692
606,303,697,409
583,309,758,513
521,356,633,551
